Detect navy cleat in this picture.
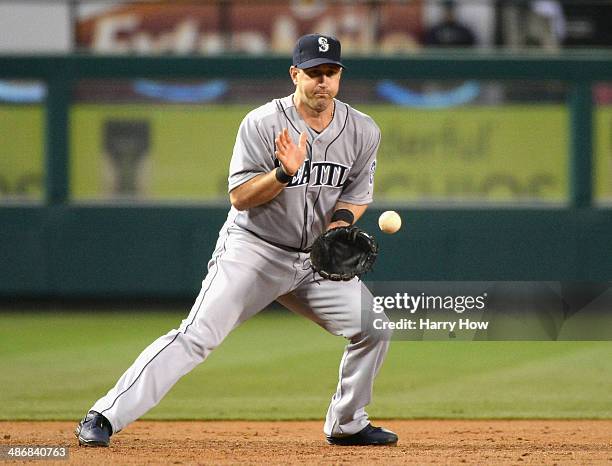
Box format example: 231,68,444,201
74,411,113,447
326,423,398,446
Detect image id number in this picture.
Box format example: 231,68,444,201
1,445,68,460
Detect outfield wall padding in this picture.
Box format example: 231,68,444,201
2,207,611,298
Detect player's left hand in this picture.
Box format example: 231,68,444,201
310,226,379,281
327,220,351,231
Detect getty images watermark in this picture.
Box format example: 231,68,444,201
371,291,488,332
361,281,612,341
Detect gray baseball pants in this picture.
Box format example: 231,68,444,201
91,223,391,437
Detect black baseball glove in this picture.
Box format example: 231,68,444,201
310,226,379,281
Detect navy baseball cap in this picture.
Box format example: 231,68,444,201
292,34,345,69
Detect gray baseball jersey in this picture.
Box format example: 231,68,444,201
229,95,381,250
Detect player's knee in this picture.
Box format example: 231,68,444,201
355,314,393,344
177,325,226,359
371,319,394,343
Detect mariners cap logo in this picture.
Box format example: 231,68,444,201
292,33,345,70
318,37,329,52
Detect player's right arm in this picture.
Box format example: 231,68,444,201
229,170,285,211
230,129,306,211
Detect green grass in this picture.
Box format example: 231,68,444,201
0,310,611,421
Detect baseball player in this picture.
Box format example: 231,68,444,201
75,33,397,447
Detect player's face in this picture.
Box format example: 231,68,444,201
291,64,342,114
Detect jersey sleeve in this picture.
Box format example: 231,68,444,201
228,113,274,192
338,122,381,205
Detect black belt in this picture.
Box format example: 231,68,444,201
241,227,311,254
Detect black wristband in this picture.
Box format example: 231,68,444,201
331,208,354,225
275,166,293,184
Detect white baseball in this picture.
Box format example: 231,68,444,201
378,210,402,234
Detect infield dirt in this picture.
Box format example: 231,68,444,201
1,420,611,465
